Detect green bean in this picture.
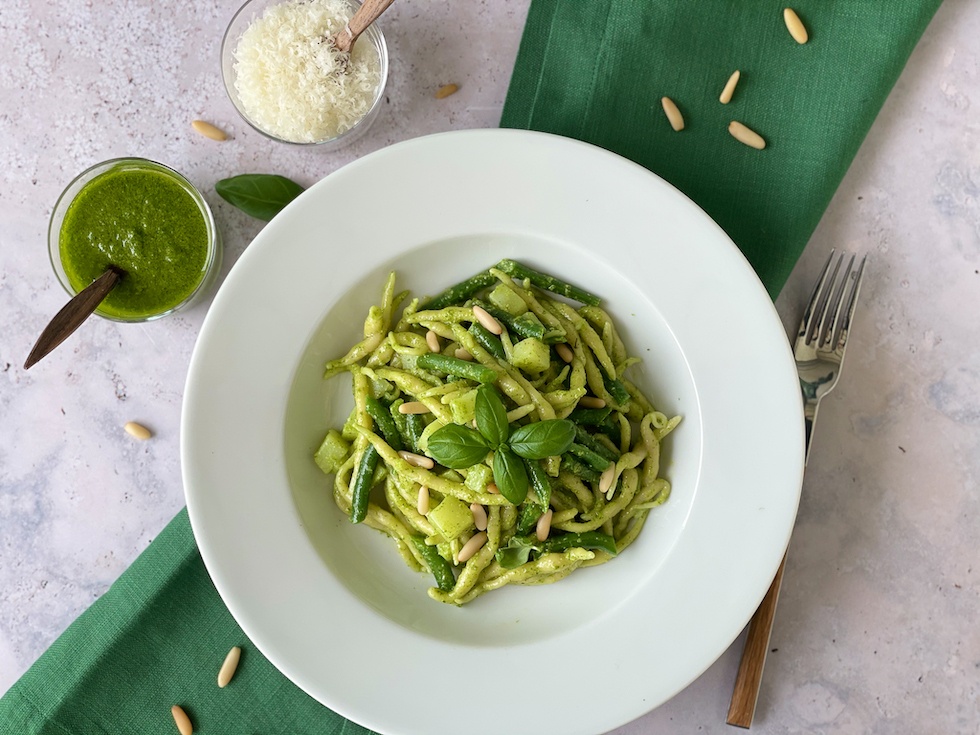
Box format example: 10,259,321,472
598,363,631,405
540,531,617,556
468,323,506,359
568,406,613,426
350,445,379,524
411,536,456,592
567,442,614,473
574,425,620,461
417,353,497,384
561,454,601,483
471,300,546,340
495,259,601,306
516,502,545,536
424,270,496,310
366,397,403,451
526,458,552,508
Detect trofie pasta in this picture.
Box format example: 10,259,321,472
313,261,680,605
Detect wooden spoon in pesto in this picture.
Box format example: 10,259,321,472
331,0,396,58
24,265,124,370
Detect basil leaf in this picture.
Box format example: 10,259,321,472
493,447,528,504
495,535,541,569
508,419,576,460
215,174,305,221
474,384,509,448
425,424,490,469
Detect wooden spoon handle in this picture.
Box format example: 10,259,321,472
334,0,396,52
726,551,788,728
24,267,123,370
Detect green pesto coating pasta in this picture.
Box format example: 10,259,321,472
314,265,679,605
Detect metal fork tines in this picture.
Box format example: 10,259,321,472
795,249,867,462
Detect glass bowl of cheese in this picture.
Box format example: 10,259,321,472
221,0,388,150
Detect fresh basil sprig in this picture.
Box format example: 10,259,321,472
425,424,490,469
426,384,576,506
215,173,305,221
509,420,576,460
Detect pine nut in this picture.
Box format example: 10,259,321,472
191,119,227,141
720,70,740,104
661,96,685,132
217,646,241,688
171,705,193,735
457,531,487,562
398,401,430,414
535,509,554,542
470,503,488,531
435,83,459,99
417,485,430,515
729,121,766,150
124,421,152,440
578,396,606,409
555,343,574,363
783,8,808,44
400,450,435,469
599,465,616,495
425,330,441,353
454,348,473,361
472,305,503,335
486,482,500,495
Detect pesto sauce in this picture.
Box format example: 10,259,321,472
60,166,209,319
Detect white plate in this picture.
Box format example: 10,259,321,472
182,129,804,735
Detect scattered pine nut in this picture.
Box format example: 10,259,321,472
124,421,152,440
720,70,741,104
399,450,435,469
454,348,473,361
191,119,227,141
472,305,503,335
425,330,441,353
470,503,488,531
217,646,241,688
783,8,808,44
458,531,488,562
417,485,430,515
486,482,500,495
578,396,606,409
599,465,616,495
398,401,430,415
171,705,193,735
435,83,459,99
555,343,574,363
661,96,685,132
535,509,554,542
728,120,766,150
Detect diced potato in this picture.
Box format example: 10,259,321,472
314,429,351,475
511,337,550,373
488,284,528,316
427,496,474,541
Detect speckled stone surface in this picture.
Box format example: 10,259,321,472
1,1,977,733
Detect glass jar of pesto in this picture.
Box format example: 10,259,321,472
48,158,221,322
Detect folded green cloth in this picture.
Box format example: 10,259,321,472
501,0,942,295
0,2,941,733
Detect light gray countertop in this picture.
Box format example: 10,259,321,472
1,1,977,732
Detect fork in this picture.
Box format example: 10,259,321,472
726,250,867,728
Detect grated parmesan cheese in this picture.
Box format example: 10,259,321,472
233,0,383,144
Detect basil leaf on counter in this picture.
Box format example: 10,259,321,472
215,174,305,221
508,419,576,460
426,424,490,469
474,384,509,449
493,446,529,505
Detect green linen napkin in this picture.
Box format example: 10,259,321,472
0,2,942,733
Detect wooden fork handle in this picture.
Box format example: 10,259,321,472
726,551,788,728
